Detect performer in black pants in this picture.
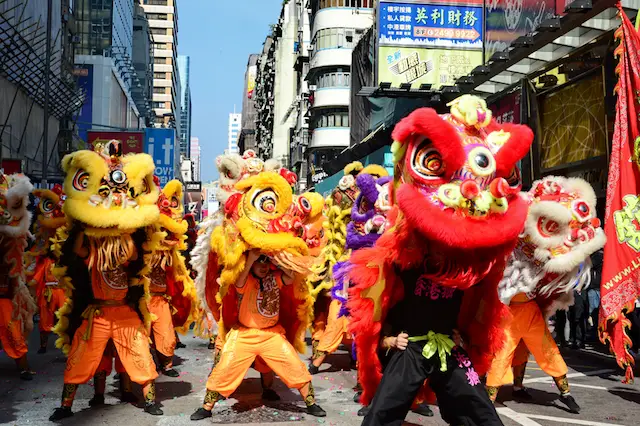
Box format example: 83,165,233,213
362,269,503,426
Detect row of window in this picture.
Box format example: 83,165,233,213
317,0,373,9
154,86,167,94
312,109,350,129
143,0,168,6
315,70,350,89
146,13,168,20
313,28,356,51
154,57,169,64
151,28,168,35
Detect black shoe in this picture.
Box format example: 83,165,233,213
513,388,533,401
262,388,280,401
559,394,580,413
412,404,434,417
120,392,138,403
37,347,47,354
89,394,105,407
163,368,180,377
190,407,213,421
207,342,215,350
20,370,33,381
306,404,326,417
144,402,164,415
49,407,73,421
176,342,187,349
357,406,370,417
308,363,319,375
353,391,362,403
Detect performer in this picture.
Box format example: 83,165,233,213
486,176,606,414
0,173,37,380
347,95,534,425
145,178,199,375
309,162,388,374
49,141,164,420
26,184,68,353
191,170,326,420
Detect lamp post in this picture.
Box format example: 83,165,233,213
42,0,52,186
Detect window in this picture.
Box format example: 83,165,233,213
146,13,168,20
315,69,351,89
312,109,349,129
153,42,166,50
312,28,358,51
144,0,168,5
153,102,165,109
151,28,167,35
154,72,166,79
153,87,166,94
317,0,372,9
154,57,167,64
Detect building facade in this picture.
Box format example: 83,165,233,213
139,0,180,130
228,113,241,154
132,3,154,126
190,136,201,181
254,35,275,158
178,55,192,157
238,54,259,153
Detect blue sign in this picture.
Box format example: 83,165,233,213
379,1,483,49
144,128,176,187
76,65,93,143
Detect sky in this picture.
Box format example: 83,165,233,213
178,0,284,183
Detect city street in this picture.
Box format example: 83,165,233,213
1,329,638,426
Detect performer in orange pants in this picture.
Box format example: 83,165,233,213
30,257,66,353
486,294,572,406
0,298,31,379
91,340,136,406
309,298,351,373
148,290,178,376
191,252,326,420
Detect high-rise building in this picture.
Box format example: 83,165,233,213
190,136,201,181
228,113,241,154
132,3,155,125
139,0,180,130
178,55,192,157
238,54,259,153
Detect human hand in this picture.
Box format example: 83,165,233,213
246,249,261,264
396,332,409,351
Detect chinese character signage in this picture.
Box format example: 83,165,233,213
488,88,522,125
485,0,556,62
87,131,144,155
378,46,483,89
379,1,483,49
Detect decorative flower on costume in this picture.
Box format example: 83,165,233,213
346,95,534,404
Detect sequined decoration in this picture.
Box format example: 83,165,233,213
486,385,499,402
553,374,570,395
203,390,221,405
61,384,78,407
304,383,316,407
144,381,156,403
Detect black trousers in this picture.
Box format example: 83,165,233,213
569,291,588,346
363,342,503,426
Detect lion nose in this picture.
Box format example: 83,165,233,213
460,179,480,200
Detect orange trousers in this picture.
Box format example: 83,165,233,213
38,287,66,332
486,301,568,387
149,295,176,358
214,334,270,374
97,341,125,375
0,299,28,359
316,299,350,354
64,305,158,385
206,325,311,397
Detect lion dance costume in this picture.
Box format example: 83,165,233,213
0,173,37,380
309,162,388,373
49,140,164,420
26,184,68,354
347,95,534,425
190,167,327,420
145,179,199,375
486,176,606,414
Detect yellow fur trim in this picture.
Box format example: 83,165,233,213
158,214,188,234
344,161,364,176
303,192,325,219
360,164,389,178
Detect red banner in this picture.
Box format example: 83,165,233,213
599,5,640,383
1,159,22,174
87,131,144,154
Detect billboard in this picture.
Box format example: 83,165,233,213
87,131,144,155
1,159,23,175
488,88,522,125
485,0,556,62
379,1,483,49
247,65,257,99
378,46,482,89
76,65,93,143
144,128,177,187
184,181,203,221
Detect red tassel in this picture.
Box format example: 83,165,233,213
623,365,634,384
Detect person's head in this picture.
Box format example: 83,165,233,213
251,254,271,278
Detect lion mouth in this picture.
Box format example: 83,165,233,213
88,194,139,209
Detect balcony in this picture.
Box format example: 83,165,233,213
312,87,350,108
310,127,350,149
309,47,352,70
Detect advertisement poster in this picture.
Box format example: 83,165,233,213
378,46,482,89
247,65,257,99
488,88,522,124
75,65,93,142
485,0,556,62
379,1,483,49
87,131,144,155
144,128,177,187
184,181,202,222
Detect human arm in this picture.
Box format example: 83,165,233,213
281,266,295,286
381,332,409,351
235,249,260,289
73,231,89,258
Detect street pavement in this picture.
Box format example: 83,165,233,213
1,329,639,426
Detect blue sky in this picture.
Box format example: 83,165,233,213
178,0,283,182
